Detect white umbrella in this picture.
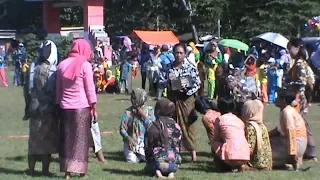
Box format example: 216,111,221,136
256,32,289,49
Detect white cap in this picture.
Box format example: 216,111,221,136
268,58,275,63
195,43,204,48
187,46,193,53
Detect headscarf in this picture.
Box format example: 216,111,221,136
153,98,176,149
29,40,58,91
155,98,175,117
106,69,113,80
244,55,257,77
189,42,200,55
130,88,148,107
63,39,92,80
242,99,265,151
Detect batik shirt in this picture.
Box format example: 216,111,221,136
168,61,201,96
145,119,182,165
226,75,250,103
120,106,156,143
246,123,272,169
289,59,311,92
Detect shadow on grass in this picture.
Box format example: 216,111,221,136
179,162,223,173
104,151,125,162
0,167,60,178
5,155,60,164
5,155,25,161
103,168,144,176
115,98,130,101
0,167,26,175
179,151,212,164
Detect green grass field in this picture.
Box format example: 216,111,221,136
0,70,319,180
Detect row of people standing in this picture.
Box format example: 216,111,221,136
26,39,103,179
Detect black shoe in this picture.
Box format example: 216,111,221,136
22,115,29,121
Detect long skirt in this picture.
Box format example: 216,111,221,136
270,135,307,167
197,62,205,96
60,108,91,174
261,82,268,103
168,92,196,151
28,114,59,155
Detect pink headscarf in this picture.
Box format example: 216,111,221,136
63,39,93,80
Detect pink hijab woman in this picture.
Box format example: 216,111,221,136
56,39,97,179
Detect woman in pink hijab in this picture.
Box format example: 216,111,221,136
56,39,97,179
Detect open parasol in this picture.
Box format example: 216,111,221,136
218,39,249,51
256,32,289,49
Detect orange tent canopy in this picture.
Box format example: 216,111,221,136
130,30,179,46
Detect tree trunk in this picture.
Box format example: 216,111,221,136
191,23,199,44
181,0,199,43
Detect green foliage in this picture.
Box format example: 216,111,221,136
19,33,42,61
61,6,83,27
223,0,320,39
0,0,320,40
54,36,73,59
18,33,73,62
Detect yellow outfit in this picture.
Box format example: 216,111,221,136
208,64,218,80
22,63,29,73
258,64,268,84
207,64,218,99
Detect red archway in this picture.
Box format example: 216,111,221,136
25,0,104,39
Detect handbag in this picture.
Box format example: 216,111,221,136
170,76,192,91
91,120,102,153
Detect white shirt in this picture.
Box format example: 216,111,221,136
186,53,196,66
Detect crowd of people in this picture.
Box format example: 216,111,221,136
1,35,317,179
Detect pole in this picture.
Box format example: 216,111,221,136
217,19,221,38
157,16,159,31
156,0,159,31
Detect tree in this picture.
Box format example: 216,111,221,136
223,0,320,39
61,6,83,27
19,33,72,61
0,0,42,30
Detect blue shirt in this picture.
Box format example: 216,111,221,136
0,56,4,68
159,52,174,65
139,53,151,72
120,61,132,80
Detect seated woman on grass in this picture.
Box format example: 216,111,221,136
104,70,118,94
120,88,156,163
195,96,220,155
242,99,272,171
213,96,250,172
269,90,307,171
144,98,182,179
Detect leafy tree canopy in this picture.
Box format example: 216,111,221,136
0,0,319,41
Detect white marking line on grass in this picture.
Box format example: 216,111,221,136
0,130,118,139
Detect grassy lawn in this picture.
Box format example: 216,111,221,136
0,70,319,180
